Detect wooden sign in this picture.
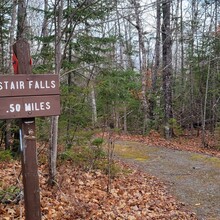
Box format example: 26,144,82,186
0,74,59,97
0,95,60,119
0,74,60,119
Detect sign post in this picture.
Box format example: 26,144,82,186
0,39,60,219
20,117,41,220
14,39,42,220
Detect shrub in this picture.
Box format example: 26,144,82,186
0,186,21,204
0,150,13,162
58,145,106,170
91,138,104,147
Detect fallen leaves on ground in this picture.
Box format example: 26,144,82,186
0,160,197,219
100,130,220,157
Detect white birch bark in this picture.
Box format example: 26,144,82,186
91,84,98,126
49,0,63,185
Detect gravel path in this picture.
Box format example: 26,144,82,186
114,141,220,220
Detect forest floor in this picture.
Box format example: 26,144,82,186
0,130,220,219
107,131,220,220
113,141,220,220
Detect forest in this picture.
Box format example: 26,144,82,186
0,0,219,144
0,0,220,219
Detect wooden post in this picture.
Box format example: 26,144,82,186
20,118,41,219
14,39,41,220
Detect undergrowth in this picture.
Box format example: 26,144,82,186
0,150,13,162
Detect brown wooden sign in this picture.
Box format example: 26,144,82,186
0,74,59,97
0,74,60,119
0,95,60,119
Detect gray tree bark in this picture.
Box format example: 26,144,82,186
17,0,28,39
162,0,173,139
149,0,161,122
130,0,148,134
5,0,17,150
91,84,98,126
49,0,63,186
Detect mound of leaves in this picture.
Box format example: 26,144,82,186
0,160,197,219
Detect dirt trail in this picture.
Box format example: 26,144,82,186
114,141,220,220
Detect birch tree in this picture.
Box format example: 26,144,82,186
48,0,63,186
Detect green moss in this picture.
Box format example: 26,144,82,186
135,157,148,162
114,144,148,161
190,154,207,161
207,157,220,168
190,154,220,168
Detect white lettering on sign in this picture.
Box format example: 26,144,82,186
0,80,56,91
28,80,56,89
7,102,51,113
24,102,51,111
0,81,25,90
9,104,21,112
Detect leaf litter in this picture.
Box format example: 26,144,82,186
0,158,197,219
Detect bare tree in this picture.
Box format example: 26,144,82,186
149,0,161,122
90,82,98,126
17,0,28,39
48,0,63,186
162,0,173,139
129,0,148,134
4,0,18,150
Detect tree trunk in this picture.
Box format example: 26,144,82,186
66,0,72,147
0,4,4,72
48,0,63,186
42,0,49,39
66,67,72,147
10,0,28,154
123,105,127,134
10,0,17,73
149,0,161,121
91,84,98,127
5,0,17,150
49,116,59,185
115,107,120,129
124,16,134,69
17,0,28,40
41,0,49,65
189,0,198,133
131,0,148,134
116,2,125,70
153,0,161,90
4,121,11,150
162,0,173,139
